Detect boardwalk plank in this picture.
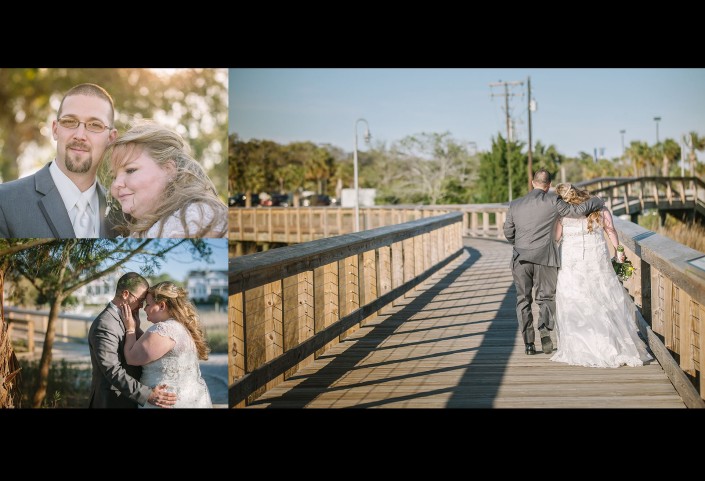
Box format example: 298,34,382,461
248,238,686,409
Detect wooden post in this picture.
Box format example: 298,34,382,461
296,208,302,243
700,306,705,400
664,276,674,350
314,263,339,357
429,229,439,269
482,212,490,237
267,209,273,241
413,234,424,291
402,238,415,298
237,210,243,240
361,250,377,324
244,286,266,403
391,241,404,306
229,291,245,407
377,246,392,315
263,281,284,392
681,297,695,376
339,255,360,340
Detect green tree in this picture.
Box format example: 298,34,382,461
393,132,477,205
4,238,210,407
658,138,681,177
475,135,526,203
0,239,55,408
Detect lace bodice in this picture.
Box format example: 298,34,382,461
139,319,212,408
134,202,226,238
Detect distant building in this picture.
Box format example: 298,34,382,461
186,270,228,303
73,269,125,306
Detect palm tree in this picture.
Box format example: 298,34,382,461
684,132,705,177
660,138,680,177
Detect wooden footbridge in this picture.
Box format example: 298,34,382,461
230,177,705,408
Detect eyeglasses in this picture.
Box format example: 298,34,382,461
57,117,113,133
129,292,146,304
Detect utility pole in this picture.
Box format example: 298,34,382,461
490,80,523,202
527,76,534,192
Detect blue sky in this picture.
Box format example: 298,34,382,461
121,239,228,282
229,68,705,160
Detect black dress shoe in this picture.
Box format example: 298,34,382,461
539,328,553,354
525,343,537,355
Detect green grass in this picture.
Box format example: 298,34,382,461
17,359,92,408
206,330,227,354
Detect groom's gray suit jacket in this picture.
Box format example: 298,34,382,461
87,304,152,408
503,188,604,267
0,162,113,238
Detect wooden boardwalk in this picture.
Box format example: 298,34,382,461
248,238,685,408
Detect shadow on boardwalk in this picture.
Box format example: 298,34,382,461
249,237,684,409
251,244,517,408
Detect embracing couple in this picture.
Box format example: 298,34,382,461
504,168,652,368
87,272,212,408
0,83,227,239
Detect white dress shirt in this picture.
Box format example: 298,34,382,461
49,160,99,237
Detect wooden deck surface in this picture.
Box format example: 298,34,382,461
248,238,685,408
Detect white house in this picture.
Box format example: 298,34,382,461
73,269,125,306
186,270,228,303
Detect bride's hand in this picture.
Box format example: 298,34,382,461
120,302,137,331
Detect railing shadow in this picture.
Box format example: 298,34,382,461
250,246,483,408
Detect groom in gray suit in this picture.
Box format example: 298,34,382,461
0,83,117,238
503,169,604,355
88,272,176,408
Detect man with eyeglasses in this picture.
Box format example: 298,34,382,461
88,272,178,408
0,83,118,238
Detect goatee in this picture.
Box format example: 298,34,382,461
64,147,92,174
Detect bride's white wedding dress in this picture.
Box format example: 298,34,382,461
551,211,653,368
140,319,213,408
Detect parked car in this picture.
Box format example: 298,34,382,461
228,193,260,207
301,194,332,206
260,193,290,207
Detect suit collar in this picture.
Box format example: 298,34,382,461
35,162,111,237
35,164,76,238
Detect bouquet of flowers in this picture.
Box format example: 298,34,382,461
612,245,635,282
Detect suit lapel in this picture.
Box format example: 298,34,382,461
35,163,76,238
97,184,110,237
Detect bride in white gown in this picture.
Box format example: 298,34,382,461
122,281,212,408
550,183,652,368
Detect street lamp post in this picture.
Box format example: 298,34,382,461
620,129,626,156
654,116,661,144
353,118,371,233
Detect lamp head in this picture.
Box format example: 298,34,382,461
364,128,371,143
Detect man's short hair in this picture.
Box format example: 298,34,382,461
58,83,115,125
533,168,552,186
115,272,148,296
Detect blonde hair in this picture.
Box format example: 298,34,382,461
148,281,210,360
556,183,603,233
102,121,227,237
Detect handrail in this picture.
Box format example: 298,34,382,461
229,212,464,407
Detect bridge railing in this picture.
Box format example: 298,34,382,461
585,177,705,217
613,217,705,406
228,212,464,407
230,204,507,244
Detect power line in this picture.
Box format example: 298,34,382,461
490,80,523,201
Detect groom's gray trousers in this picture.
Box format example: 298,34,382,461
512,258,557,344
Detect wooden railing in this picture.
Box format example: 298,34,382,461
228,212,464,407
613,217,705,407
579,177,705,218
230,204,507,245
3,306,95,352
